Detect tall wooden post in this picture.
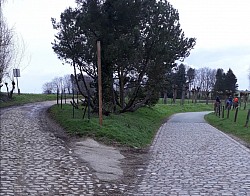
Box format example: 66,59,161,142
97,41,103,126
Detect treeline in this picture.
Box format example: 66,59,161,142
51,0,196,113
165,64,238,102
42,74,72,94
49,0,238,114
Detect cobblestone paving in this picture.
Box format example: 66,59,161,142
0,102,127,195
128,112,250,195
1,103,250,196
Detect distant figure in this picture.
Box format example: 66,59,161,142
214,96,221,112
229,95,233,104
226,95,233,110
216,96,221,104
233,97,239,109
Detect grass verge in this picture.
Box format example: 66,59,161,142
0,93,58,108
49,103,213,148
205,107,250,146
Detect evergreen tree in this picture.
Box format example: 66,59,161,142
213,68,238,97
224,68,238,94
213,68,225,96
175,64,186,98
52,0,196,112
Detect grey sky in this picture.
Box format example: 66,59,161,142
168,0,250,90
3,0,250,93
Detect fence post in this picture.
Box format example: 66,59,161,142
60,89,63,109
234,107,238,122
222,106,225,118
64,90,66,104
244,109,250,127
244,101,247,110
227,107,230,119
218,105,221,118
57,89,59,106
72,90,75,118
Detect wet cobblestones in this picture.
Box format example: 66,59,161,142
0,102,127,195
128,112,250,195
1,104,250,195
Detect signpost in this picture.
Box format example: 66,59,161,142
13,69,20,94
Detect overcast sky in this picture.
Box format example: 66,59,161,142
3,0,250,93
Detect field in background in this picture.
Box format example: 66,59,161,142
205,105,250,146
49,103,213,148
1,93,249,148
0,93,57,108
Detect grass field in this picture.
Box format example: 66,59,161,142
1,93,249,148
49,103,213,148
0,93,58,108
205,105,250,145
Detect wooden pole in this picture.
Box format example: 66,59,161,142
72,90,75,118
97,41,103,126
222,106,225,118
60,89,63,109
234,107,238,122
245,109,250,127
227,107,230,119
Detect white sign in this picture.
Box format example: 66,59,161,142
13,69,20,77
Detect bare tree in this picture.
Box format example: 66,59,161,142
52,77,63,93
0,2,13,85
0,1,28,95
42,82,53,94
193,67,216,103
63,74,72,94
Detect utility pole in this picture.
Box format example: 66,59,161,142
97,41,103,126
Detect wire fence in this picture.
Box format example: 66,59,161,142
214,102,250,127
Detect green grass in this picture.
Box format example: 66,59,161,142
0,93,58,108
4,92,249,148
205,106,250,145
49,103,213,148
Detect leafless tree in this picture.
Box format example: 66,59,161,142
42,82,53,94
63,74,72,94
193,67,216,103
0,2,13,85
0,1,28,95
52,77,63,93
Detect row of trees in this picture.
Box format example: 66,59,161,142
42,74,72,94
164,64,238,103
52,0,196,113
43,65,238,98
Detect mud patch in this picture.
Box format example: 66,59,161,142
73,138,125,181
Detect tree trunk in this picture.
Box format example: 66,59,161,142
73,62,95,109
163,91,168,104
118,68,125,109
181,85,185,105
172,88,177,104
110,75,116,112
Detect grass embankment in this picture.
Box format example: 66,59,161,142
0,93,58,108
49,103,213,148
205,106,250,145
2,93,249,148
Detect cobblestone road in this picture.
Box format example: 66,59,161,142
1,102,250,195
129,112,250,195
0,101,127,195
